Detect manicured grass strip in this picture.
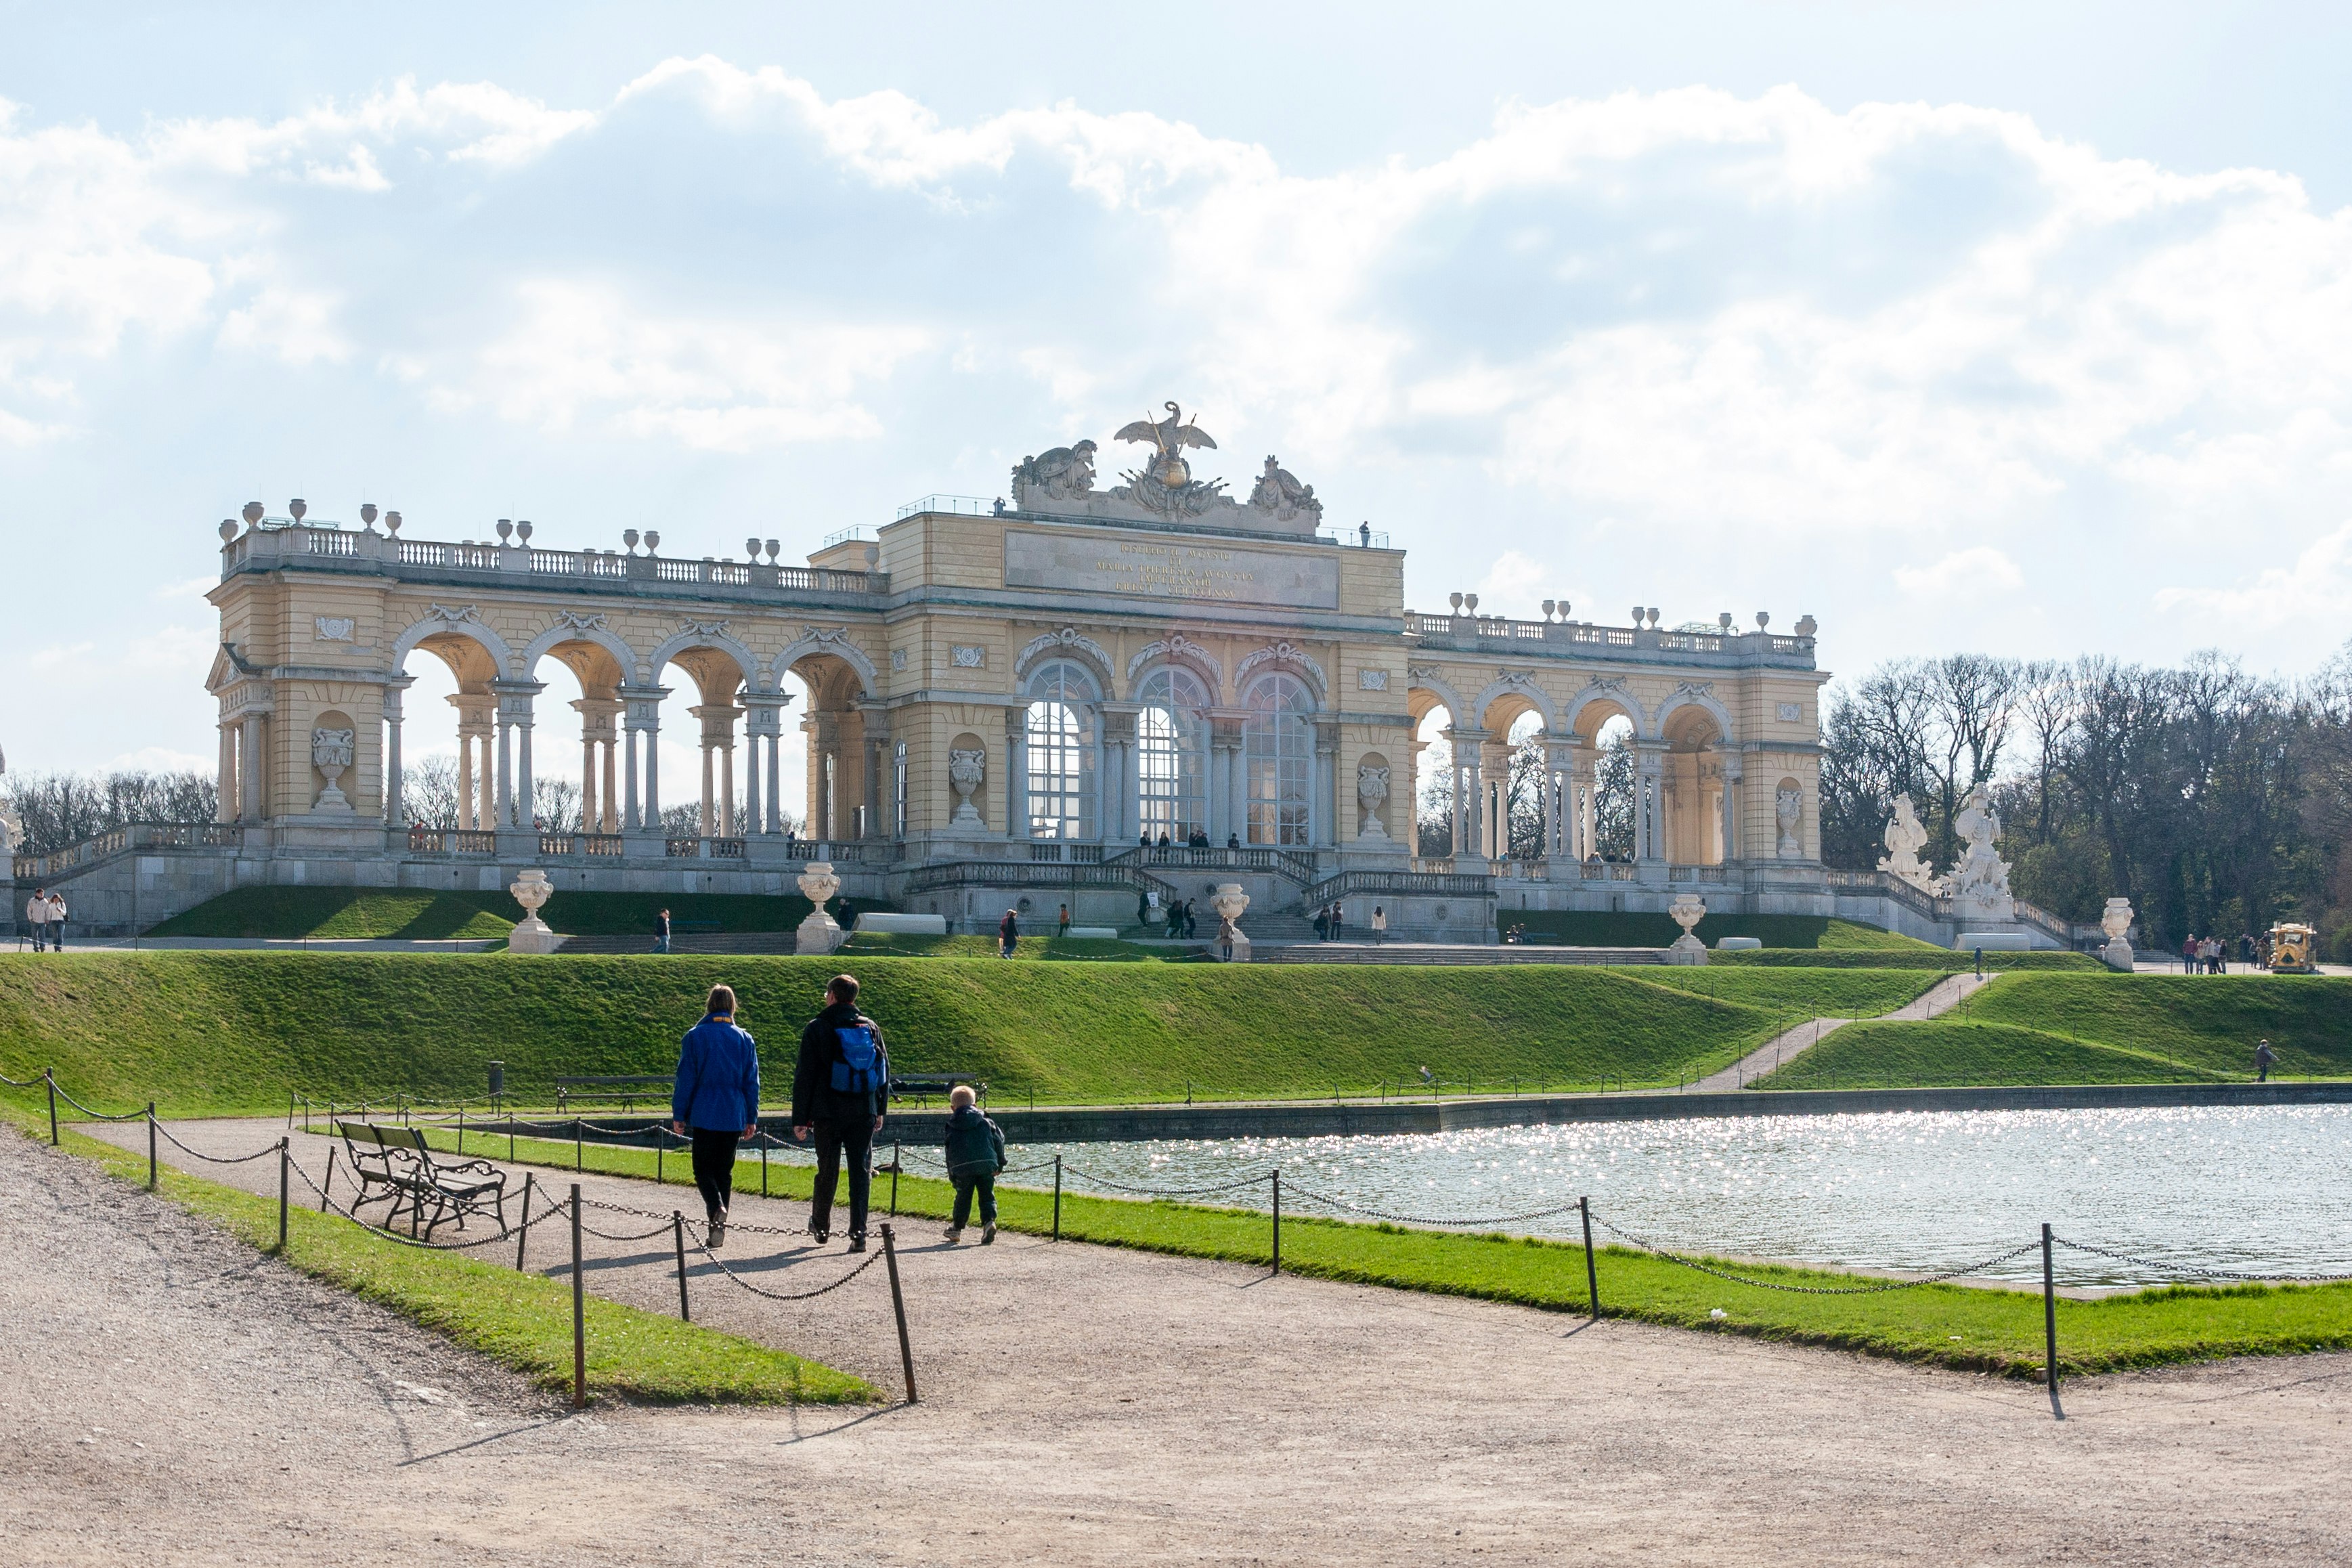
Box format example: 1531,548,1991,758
2,1106,873,1406
839,933,1201,962
1712,949,2106,971
1630,967,1936,1020
1496,912,1936,950
430,1126,2352,1380
150,886,833,940
1757,1020,2240,1089
0,952,1871,1116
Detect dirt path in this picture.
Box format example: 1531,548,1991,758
26,1116,2348,1565
1690,970,1995,1091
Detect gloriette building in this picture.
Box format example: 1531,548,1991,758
16,401,2068,946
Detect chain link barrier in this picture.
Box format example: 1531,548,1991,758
690,1236,887,1303
1590,1213,2046,1295
2053,1234,2352,1286
49,1083,150,1121
1284,1185,1592,1229
151,1120,282,1165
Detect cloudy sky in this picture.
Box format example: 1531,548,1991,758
7,1,2352,792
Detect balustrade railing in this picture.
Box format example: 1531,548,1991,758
233,526,889,599
1402,612,1809,664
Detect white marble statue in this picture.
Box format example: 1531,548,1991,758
948,748,986,827
1355,764,1390,841
1774,785,1803,858
2099,896,2136,972
506,869,559,954
1876,793,1940,892
796,861,846,955
311,726,355,812
1944,785,2016,921
1664,893,1708,965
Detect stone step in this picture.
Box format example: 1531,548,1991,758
1257,943,1664,965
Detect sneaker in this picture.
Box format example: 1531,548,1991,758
707,1215,726,1248
981,1223,997,1245
943,1227,963,1244
846,1234,867,1253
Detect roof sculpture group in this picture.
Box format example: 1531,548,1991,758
1012,401,1323,531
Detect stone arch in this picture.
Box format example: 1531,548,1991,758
520,618,639,686
1471,674,1560,737
1234,640,1328,705
770,629,879,698
1125,635,1223,701
1405,665,1469,731
391,612,516,680
1014,627,1116,693
644,626,762,697
1654,684,1735,747
1563,679,1650,739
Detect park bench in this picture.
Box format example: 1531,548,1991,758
890,1072,987,1106
333,1120,508,1239
556,1075,673,1112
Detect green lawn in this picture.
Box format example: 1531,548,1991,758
838,932,1201,962
1495,911,1935,949
0,951,1940,1116
6,1105,871,1405
149,886,835,940
1713,949,2106,972
1757,973,2352,1089
429,1124,2352,1380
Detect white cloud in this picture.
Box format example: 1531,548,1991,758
101,744,212,774
2153,520,2352,631
1475,550,1585,620
217,284,350,365
1894,547,2026,599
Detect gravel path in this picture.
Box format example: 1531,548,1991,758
1691,970,1993,1091
20,1116,2351,1565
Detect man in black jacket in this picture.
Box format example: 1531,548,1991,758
793,973,888,1250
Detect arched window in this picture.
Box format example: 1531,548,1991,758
1243,672,1313,846
1135,666,1208,841
1024,661,1097,839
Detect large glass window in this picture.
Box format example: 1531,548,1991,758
1135,666,1207,842
1024,661,1096,839
1243,672,1313,846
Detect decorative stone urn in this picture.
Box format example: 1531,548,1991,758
1355,764,1391,841
2099,896,2137,972
796,861,845,955
1210,881,1252,963
311,727,356,813
507,869,559,954
948,748,986,828
1774,785,1802,858
1664,893,1709,965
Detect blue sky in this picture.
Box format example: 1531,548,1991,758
7,1,2352,791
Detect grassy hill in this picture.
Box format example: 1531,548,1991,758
148,886,829,940
1757,974,2352,1088
1713,949,2105,972
1495,911,1934,949
0,952,1934,1117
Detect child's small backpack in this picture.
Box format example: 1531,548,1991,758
831,1020,887,1095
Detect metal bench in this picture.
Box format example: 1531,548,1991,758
890,1072,987,1106
333,1120,508,1239
556,1075,673,1112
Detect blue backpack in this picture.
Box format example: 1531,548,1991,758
831,1022,887,1095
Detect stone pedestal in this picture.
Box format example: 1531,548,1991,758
1212,881,1251,963
796,861,846,956
1663,892,1709,965
2099,896,2136,972
507,869,560,955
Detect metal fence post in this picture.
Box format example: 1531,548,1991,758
515,1172,536,1269
673,1211,691,1322
321,1146,337,1212
2042,1222,2059,1397
570,1184,586,1409
146,1104,158,1190
288,1089,295,1129
881,1223,917,1404
1271,1168,1282,1276
1581,1196,1600,1320
278,1138,290,1250
45,1069,58,1145
1053,1154,1063,1241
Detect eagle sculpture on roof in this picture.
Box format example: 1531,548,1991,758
1115,401,1219,491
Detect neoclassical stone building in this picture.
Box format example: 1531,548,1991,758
27,403,2024,944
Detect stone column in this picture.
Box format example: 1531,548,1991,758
601,739,619,832
1571,746,1596,863
1445,727,1485,864
1541,738,1571,861
764,722,781,834
383,676,413,829
216,722,238,823
1481,736,1512,859
618,684,666,837
1313,719,1340,848
1003,707,1027,840
239,712,265,821
1634,745,1665,864
1404,736,1424,858
741,694,789,835
863,719,888,840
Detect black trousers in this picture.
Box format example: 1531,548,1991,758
690,1128,741,1220
810,1118,875,1238
951,1171,997,1229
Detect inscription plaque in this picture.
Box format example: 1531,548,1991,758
1005,531,1338,609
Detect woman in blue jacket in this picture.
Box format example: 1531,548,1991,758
671,984,761,1246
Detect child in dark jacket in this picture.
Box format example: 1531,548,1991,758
942,1085,1007,1244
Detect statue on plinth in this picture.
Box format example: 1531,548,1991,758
507,869,559,954
796,861,846,955
948,749,986,828
311,727,355,813
1355,764,1391,841
1211,881,1252,963
1664,893,1708,965
2099,897,2136,972
1944,785,2015,922
1877,793,1939,892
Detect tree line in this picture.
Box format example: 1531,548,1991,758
3,769,218,856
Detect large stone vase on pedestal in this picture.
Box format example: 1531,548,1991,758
796,862,846,955
1663,893,1709,965
2099,898,2137,972
1211,881,1252,963
506,869,560,954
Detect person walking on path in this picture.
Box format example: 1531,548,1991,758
1057,903,1071,938
792,973,889,1251
1327,902,1343,942
1372,905,1387,944
25,886,49,952
653,907,672,955
670,984,760,1248
940,1084,1007,1245
2255,1038,2277,1083
43,890,65,950
998,908,1019,959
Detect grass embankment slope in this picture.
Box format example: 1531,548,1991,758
0,1102,871,1405
0,953,1931,1116
433,1123,2352,1380
839,932,1198,962
1759,974,2352,1088
1497,912,1935,949
148,887,829,940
